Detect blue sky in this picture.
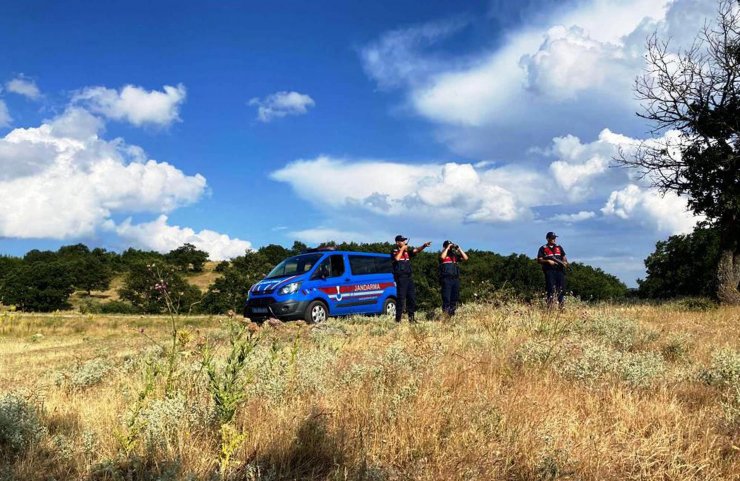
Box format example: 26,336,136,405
0,0,720,285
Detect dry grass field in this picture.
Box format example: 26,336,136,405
0,301,738,480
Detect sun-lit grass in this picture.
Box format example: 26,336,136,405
0,302,738,480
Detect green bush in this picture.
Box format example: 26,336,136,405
99,300,142,314
0,393,47,456
671,297,718,312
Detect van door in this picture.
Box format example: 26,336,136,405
310,254,351,315
346,254,396,314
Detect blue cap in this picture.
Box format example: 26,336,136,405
546,232,558,239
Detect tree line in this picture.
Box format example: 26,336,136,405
0,227,730,314
0,240,630,313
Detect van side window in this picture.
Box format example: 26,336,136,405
349,255,392,275
312,255,345,279
330,255,345,277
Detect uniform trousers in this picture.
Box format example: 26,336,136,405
394,275,416,321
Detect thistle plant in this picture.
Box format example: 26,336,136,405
201,320,259,477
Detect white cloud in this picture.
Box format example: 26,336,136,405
73,84,186,127
548,128,637,200
360,18,469,89
289,227,387,245
271,156,550,223
114,215,252,260
519,25,634,100
0,100,10,128
0,107,206,239
362,0,717,139
601,184,701,234
248,91,315,122
5,75,41,100
552,210,596,222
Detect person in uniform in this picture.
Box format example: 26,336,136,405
391,235,431,322
536,232,569,309
439,240,468,316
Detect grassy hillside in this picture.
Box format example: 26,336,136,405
68,261,224,309
0,303,738,480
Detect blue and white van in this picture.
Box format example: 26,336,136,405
244,249,397,323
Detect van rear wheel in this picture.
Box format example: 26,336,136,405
305,300,328,324
383,298,397,318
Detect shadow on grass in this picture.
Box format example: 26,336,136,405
252,408,348,481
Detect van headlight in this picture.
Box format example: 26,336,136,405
278,282,301,295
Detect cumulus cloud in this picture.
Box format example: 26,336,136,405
547,128,638,201
0,100,10,128
552,210,596,223
601,184,701,234
73,84,186,126
271,156,551,223
361,0,718,151
519,25,634,100
5,75,41,100
248,91,315,122
0,107,206,239
114,215,252,260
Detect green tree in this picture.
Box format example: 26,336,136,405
166,243,210,272
118,263,202,314
0,262,75,311
56,244,114,294
638,225,722,298
567,263,628,301
617,1,740,303
202,252,274,314
257,244,291,266
120,248,166,270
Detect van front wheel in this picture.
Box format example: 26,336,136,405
383,298,397,318
305,300,328,324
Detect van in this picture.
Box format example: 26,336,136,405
244,249,397,323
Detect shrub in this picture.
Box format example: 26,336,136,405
66,358,111,390
562,341,666,387
0,393,47,455
660,333,692,362
139,395,193,451
581,316,657,351
79,299,102,314
513,339,557,367
562,342,619,383
618,351,666,388
671,297,718,312
699,348,740,388
100,300,142,314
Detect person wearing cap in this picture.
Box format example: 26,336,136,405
536,232,569,308
391,235,431,322
439,240,468,316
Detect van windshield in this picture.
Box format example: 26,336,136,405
265,253,323,279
